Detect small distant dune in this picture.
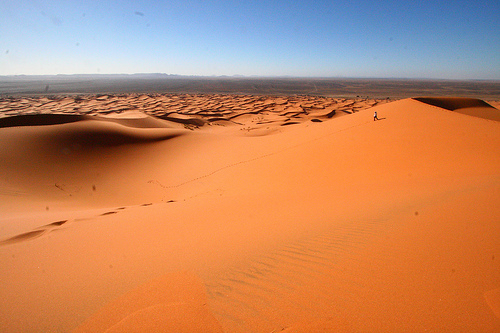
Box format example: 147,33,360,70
413,97,500,121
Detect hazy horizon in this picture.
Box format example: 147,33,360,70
2,1,499,80
2,73,500,82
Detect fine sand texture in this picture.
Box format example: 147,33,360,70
0,95,499,332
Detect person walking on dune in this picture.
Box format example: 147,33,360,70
373,111,379,121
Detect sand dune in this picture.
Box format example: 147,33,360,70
0,95,499,332
0,94,389,129
413,96,500,121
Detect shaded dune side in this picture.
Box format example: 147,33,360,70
101,113,180,129
0,112,189,218
50,121,185,148
0,114,89,128
0,113,185,147
413,97,500,121
413,97,494,110
0,113,177,129
156,114,207,127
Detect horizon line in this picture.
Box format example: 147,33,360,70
1,73,499,82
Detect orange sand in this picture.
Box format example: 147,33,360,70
0,95,499,332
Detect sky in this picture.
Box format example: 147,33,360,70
1,0,499,79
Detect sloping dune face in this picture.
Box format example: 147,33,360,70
0,97,499,332
413,96,500,121
0,114,89,128
0,113,186,232
0,94,391,133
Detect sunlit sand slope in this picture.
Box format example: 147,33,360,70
0,97,499,332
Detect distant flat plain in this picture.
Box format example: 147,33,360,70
1,75,499,99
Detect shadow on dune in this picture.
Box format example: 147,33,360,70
413,97,500,121
413,97,494,110
0,113,178,129
0,113,185,150
0,114,88,128
54,126,182,148
156,114,206,127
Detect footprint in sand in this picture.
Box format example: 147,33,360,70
0,202,175,246
0,230,47,245
1,220,68,245
45,220,68,227
100,211,119,216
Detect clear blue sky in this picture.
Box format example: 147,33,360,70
1,0,499,79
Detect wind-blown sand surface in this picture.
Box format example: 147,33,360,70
0,94,499,332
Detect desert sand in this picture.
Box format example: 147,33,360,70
0,94,499,332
